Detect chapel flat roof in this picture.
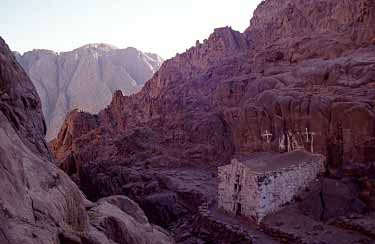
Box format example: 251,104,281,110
232,150,323,173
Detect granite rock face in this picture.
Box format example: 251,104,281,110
52,0,375,241
15,44,163,140
0,39,49,160
0,37,173,244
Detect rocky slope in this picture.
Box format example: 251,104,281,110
53,0,375,243
0,37,173,244
15,44,163,140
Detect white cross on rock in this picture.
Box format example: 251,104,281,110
262,130,273,144
303,128,310,142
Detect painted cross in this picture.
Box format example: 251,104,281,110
303,128,310,142
310,132,316,153
262,130,273,144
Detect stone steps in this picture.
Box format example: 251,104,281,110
261,207,374,244
193,203,282,244
333,214,375,239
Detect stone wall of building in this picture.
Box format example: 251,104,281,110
218,160,261,222
256,159,325,220
218,152,325,223
218,162,238,214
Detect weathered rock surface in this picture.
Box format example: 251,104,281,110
15,44,163,140
52,0,375,242
89,196,174,244
0,37,173,244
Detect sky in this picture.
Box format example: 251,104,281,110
1,0,263,59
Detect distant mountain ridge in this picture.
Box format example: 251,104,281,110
15,43,163,140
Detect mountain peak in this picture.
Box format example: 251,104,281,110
77,43,118,51
207,26,249,50
16,42,163,140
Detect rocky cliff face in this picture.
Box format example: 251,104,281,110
0,37,173,244
55,0,375,173
248,0,375,46
52,0,375,242
15,44,163,140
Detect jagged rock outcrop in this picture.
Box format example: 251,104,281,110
15,44,163,140
0,37,173,244
53,0,375,242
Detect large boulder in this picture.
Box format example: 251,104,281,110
89,196,174,244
